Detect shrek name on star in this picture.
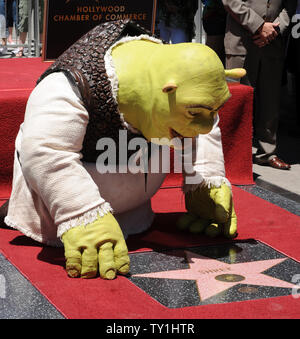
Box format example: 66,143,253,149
4,20,245,280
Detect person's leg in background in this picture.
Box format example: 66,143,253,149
157,19,171,42
295,2,300,128
169,26,188,43
38,0,43,50
206,34,225,65
295,36,300,128
157,20,188,44
226,52,290,169
252,56,290,168
6,0,17,44
13,0,28,57
0,0,8,55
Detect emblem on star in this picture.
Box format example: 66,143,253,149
133,250,299,301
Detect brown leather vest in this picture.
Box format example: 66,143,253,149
38,20,153,163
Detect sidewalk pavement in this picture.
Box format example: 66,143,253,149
252,130,300,204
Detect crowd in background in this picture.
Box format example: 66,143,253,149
0,0,43,57
156,0,299,170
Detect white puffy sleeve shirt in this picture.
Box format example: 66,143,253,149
5,72,228,246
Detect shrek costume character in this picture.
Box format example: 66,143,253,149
5,20,243,279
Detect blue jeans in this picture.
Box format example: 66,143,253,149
7,0,17,27
157,20,188,44
0,0,5,16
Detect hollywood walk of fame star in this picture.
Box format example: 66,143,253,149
132,251,299,301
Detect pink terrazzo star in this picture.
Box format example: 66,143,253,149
133,251,298,301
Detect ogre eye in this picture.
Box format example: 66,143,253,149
188,111,201,117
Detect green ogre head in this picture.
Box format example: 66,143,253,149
112,39,245,146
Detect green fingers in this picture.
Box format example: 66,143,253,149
176,211,237,239
64,242,130,280
204,223,221,238
62,212,130,280
223,206,238,238
98,242,116,280
189,218,210,234
182,183,238,239
176,213,198,231
81,247,98,279
65,249,82,278
210,184,232,223
114,240,130,275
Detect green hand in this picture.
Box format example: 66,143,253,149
177,184,237,238
62,212,130,279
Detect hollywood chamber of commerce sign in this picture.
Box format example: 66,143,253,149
43,0,157,60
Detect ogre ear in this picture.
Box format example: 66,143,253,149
162,83,178,94
224,68,246,79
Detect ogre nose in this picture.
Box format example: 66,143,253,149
190,112,215,135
